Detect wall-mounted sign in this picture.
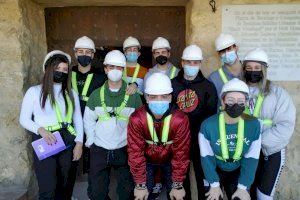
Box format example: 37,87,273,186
222,4,300,81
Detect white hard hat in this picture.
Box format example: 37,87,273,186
74,36,95,52
215,33,236,51
103,50,126,68
43,50,71,72
182,44,203,60
220,78,249,98
123,36,141,51
152,37,171,51
144,73,173,95
244,48,269,66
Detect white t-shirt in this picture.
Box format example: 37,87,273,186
19,84,83,142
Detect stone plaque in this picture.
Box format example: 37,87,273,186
222,4,300,81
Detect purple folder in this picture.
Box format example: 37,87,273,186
32,131,66,160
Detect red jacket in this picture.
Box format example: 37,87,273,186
127,105,190,184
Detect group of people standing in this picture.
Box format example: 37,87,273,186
19,33,296,200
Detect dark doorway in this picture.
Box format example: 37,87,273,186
45,6,186,68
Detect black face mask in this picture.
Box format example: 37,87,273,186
77,55,92,67
53,71,68,83
244,70,263,83
155,55,168,65
225,103,245,118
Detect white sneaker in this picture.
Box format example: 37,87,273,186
152,183,162,194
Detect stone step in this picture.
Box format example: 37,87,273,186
0,186,28,200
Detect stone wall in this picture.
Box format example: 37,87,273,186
0,0,46,198
186,0,300,199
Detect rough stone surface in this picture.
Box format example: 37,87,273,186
0,0,299,199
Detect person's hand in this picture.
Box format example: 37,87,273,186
73,142,83,161
232,188,250,200
126,83,138,95
169,188,185,200
205,186,223,200
134,188,148,200
38,127,56,145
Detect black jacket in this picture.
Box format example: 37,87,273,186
171,70,218,138
72,65,107,114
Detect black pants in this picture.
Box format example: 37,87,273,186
32,130,75,200
204,167,241,200
87,145,134,200
250,150,285,200
184,139,205,200
146,163,173,200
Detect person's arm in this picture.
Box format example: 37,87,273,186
261,87,296,156
204,83,218,117
72,90,84,143
127,113,147,184
19,87,40,134
83,90,99,147
171,113,191,183
199,122,220,187
238,121,261,189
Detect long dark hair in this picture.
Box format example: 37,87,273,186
40,54,74,112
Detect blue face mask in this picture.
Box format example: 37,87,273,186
148,101,170,116
126,52,138,62
221,50,237,65
183,65,200,77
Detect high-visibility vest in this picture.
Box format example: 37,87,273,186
170,66,177,79
145,113,173,145
45,94,76,136
123,64,141,84
218,68,229,84
71,71,93,102
244,93,273,126
98,85,130,122
215,112,244,162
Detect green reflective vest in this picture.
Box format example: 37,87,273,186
170,66,177,79
145,113,173,145
215,112,244,162
218,68,229,84
98,85,130,122
45,94,76,136
71,71,93,102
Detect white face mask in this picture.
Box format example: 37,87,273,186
107,69,123,82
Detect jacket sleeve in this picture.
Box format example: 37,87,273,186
204,83,218,117
127,113,147,184
238,122,261,189
83,90,99,147
261,86,296,156
171,113,191,183
199,122,220,187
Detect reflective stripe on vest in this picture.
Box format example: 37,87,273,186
98,85,130,122
71,71,93,102
218,68,229,84
45,94,76,136
244,93,273,126
145,113,173,145
215,112,244,162
123,64,141,84
170,66,177,79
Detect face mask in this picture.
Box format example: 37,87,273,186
225,103,245,118
148,100,170,116
77,55,92,67
244,70,263,83
53,71,68,83
107,69,123,82
221,50,237,65
183,65,200,77
126,52,138,63
156,55,168,65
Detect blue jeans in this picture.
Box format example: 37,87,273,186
146,163,172,200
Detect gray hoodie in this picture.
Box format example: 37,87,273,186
258,84,296,156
